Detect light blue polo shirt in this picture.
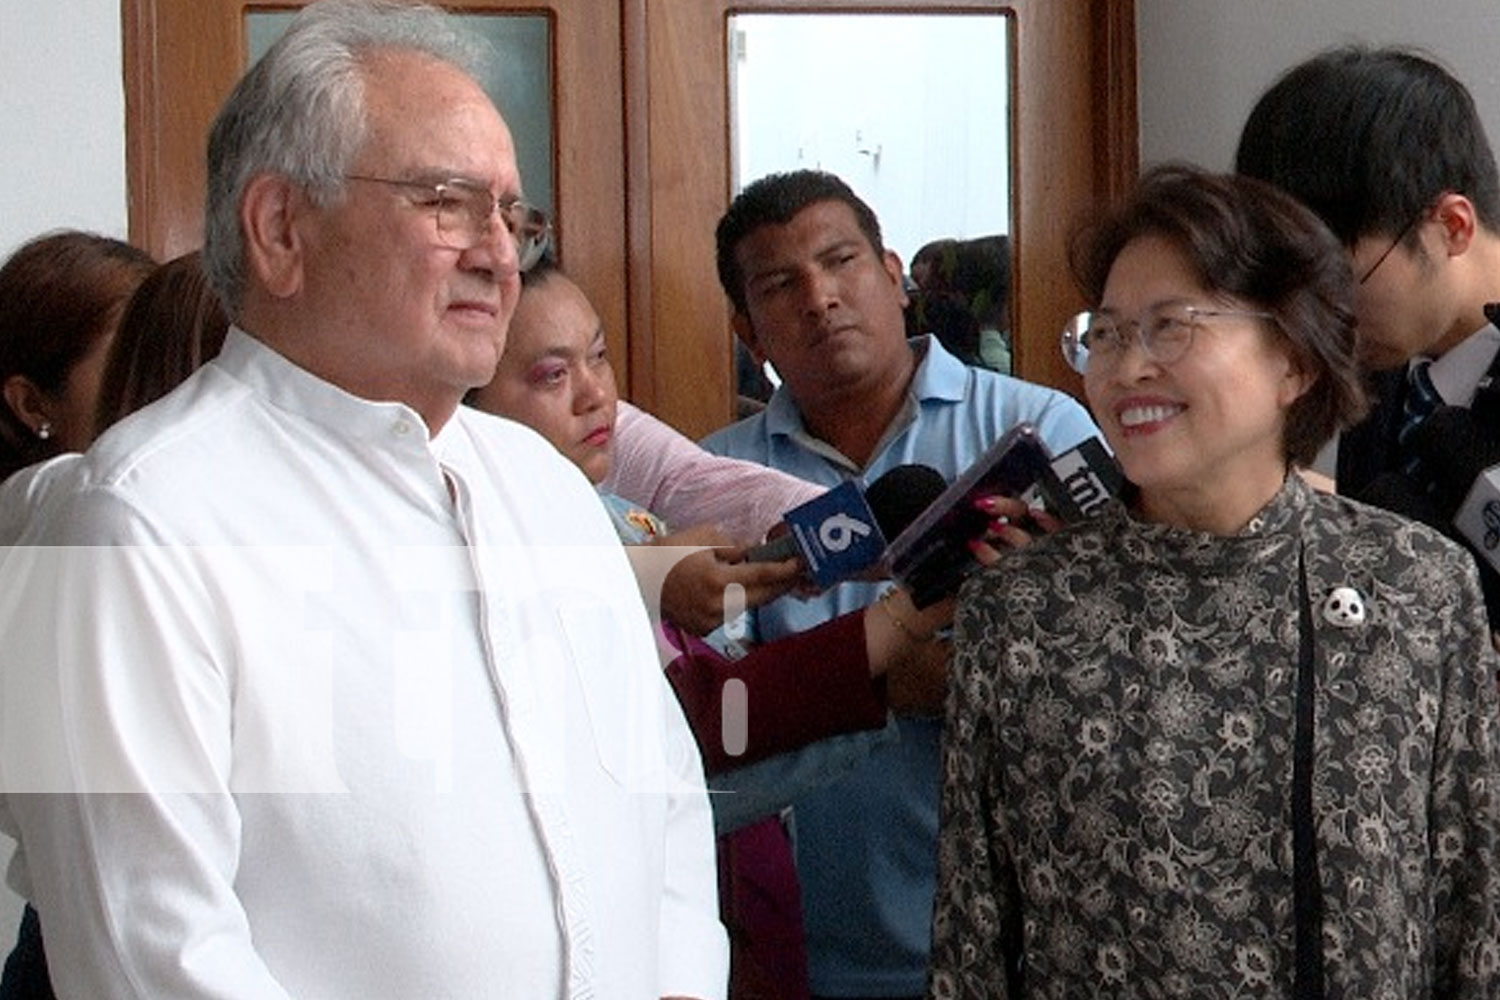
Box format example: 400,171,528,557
702,335,1099,995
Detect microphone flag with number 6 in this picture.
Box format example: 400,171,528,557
782,480,886,588
745,465,948,589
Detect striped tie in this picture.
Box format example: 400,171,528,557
1398,359,1441,476
1398,358,1440,446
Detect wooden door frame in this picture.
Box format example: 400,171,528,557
625,0,1136,437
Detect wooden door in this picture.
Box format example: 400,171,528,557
125,0,1134,440
122,0,629,397
628,0,1136,437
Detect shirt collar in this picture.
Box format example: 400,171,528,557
907,333,970,402
215,327,439,450
761,333,967,440
1107,473,1313,568
1422,322,1500,407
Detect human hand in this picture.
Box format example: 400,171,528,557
652,524,803,636
863,587,955,716
864,588,953,665
969,494,1063,558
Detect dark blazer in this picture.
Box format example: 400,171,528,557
1337,318,1500,627
1335,366,1407,500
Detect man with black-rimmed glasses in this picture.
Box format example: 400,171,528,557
1237,45,1500,633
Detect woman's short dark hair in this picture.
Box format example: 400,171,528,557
0,230,156,479
93,251,231,437
518,251,563,291
1069,163,1368,468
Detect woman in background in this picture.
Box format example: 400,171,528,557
92,250,230,435
0,250,225,1000
931,165,1500,998
0,230,155,482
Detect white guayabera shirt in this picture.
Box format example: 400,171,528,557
0,329,727,1000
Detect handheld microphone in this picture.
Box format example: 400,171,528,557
744,463,948,590
885,427,1122,607
1409,405,1500,575
1035,436,1125,522
865,464,952,539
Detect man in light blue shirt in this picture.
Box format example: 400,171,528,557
702,169,1099,998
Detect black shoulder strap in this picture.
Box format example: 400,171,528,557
1294,549,1325,999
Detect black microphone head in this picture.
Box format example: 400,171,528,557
1357,470,1449,530
1409,404,1500,507
863,464,948,541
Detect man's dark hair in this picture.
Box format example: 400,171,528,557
1235,45,1500,246
715,170,885,315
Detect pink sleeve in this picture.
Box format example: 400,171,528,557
603,401,823,542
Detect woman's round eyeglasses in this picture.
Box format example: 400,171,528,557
1061,303,1277,374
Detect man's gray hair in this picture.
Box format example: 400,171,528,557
202,0,489,317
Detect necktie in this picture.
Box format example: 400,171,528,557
1398,359,1441,477
1398,358,1440,446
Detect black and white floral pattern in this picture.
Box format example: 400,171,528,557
931,475,1500,999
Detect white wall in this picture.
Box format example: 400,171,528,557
0,0,128,259
1138,0,1500,170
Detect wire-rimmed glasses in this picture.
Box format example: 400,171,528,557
1061,303,1278,374
1356,209,1426,285
345,175,552,270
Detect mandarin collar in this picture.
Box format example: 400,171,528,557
1102,473,1314,569
214,327,440,452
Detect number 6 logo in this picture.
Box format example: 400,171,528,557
819,513,873,553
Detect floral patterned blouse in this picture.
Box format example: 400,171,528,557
931,475,1500,999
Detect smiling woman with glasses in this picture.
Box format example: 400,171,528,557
1058,167,1366,484
931,164,1500,1000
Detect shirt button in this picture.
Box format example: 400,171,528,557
393,419,413,436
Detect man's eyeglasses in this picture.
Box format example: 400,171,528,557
1061,303,1277,374
345,175,552,270
1357,207,1429,285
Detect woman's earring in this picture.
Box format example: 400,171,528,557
36,422,52,441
